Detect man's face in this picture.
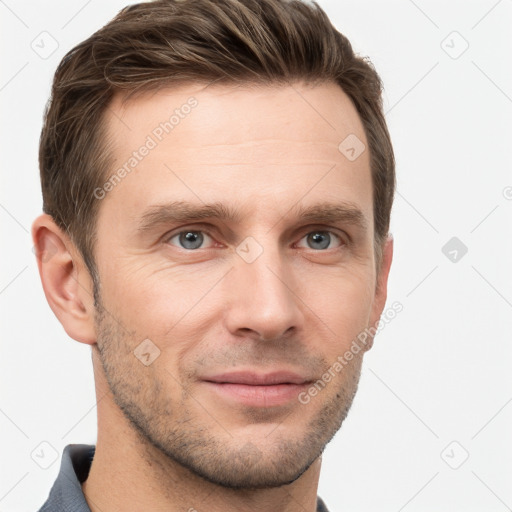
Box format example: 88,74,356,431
92,82,386,488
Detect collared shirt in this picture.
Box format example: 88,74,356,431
37,444,330,511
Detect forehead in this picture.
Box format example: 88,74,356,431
106,81,365,149
99,82,372,230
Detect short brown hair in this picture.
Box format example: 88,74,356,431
39,0,395,283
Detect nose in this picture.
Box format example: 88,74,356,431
223,240,304,342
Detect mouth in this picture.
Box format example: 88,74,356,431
200,371,314,407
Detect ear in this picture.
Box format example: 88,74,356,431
32,214,97,345
367,234,394,349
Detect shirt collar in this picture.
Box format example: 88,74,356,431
38,444,94,511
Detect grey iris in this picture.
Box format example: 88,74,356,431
308,232,331,250
180,231,204,250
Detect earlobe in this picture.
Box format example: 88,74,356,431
32,214,97,345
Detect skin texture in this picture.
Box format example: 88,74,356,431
32,81,393,512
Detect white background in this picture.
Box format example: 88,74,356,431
1,1,511,511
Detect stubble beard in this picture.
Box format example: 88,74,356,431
93,294,363,490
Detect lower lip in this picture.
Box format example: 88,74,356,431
202,381,308,407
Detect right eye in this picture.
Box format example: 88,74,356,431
165,230,216,250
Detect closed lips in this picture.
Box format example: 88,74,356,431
201,371,312,385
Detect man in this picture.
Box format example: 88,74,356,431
32,0,395,510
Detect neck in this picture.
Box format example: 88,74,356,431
82,354,323,512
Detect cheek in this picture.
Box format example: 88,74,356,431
101,254,197,312
299,266,375,348
99,262,225,358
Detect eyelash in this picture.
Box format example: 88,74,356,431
163,226,349,252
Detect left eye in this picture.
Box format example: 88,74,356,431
296,231,343,250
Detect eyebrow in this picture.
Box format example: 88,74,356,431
137,200,368,233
